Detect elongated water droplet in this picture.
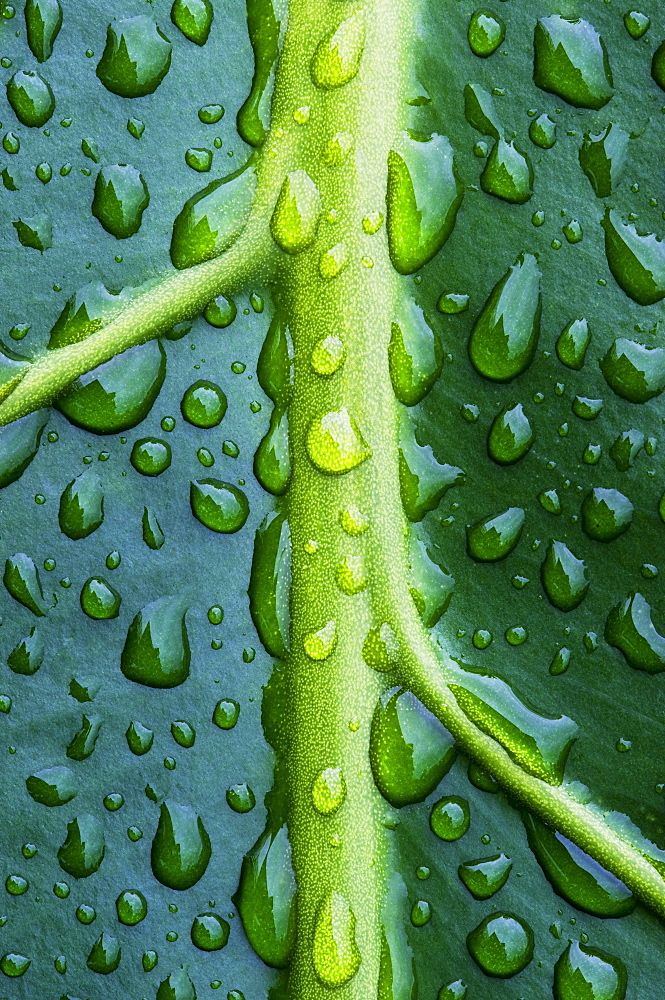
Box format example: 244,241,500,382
26,765,77,806
469,254,541,381
8,626,44,674
399,415,464,521
255,408,291,495
170,155,257,268
467,912,534,978
487,402,534,464
386,131,463,274
468,9,505,57
522,813,635,918
143,507,165,549
581,488,633,542
121,596,190,688
96,16,172,97
541,540,589,612
58,469,104,539
458,853,512,900
466,507,525,562
126,720,154,755
171,0,213,44
600,338,665,403
554,940,627,1000
529,113,556,149
233,822,296,968
550,646,571,676
6,70,55,127
378,875,417,1000
236,0,280,146
407,533,454,627
157,968,197,1000
370,687,455,807
190,478,249,532
610,428,645,471
87,931,121,974
313,890,361,988
151,799,211,890
601,209,665,305
303,620,337,661
389,299,442,405
534,16,613,110
92,164,150,239
4,552,46,616
448,660,577,784
481,139,533,204
58,814,105,878
579,124,628,198
249,510,291,659
310,11,365,90
464,82,501,139
306,407,371,474
556,318,590,370
25,0,62,61
0,410,48,489
67,714,103,760
270,170,322,254
312,767,346,815
605,592,665,674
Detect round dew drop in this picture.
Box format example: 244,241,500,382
303,620,337,661
311,335,346,375
312,767,346,815
430,796,470,841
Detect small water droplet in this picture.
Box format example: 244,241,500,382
467,911,534,977
25,0,62,62
171,0,213,45
458,853,512,900
303,620,337,661
430,796,470,841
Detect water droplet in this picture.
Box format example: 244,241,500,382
13,212,52,251
171,155,257,268
438,981,468,1000
26,765,76,806
625,10,650,39
25,0,62,62
171,0,213,45
58,814,105,878
468,9,505,57
2,131,20,155
361,210,383,235
181,384,225,434
534,16,613,110
399,415,464,520
609,429,644,471
7,625,44,675
126,720,154,755
310,11,365,90
407,533,454,627
116,889,147,925
339,504,368,536
227,782,256,813
58,469,104,540
480,138,533,204
121,596,190,688
151,799,211,890
438,292,469,315
464,82,501,139
199,103,224,124
605,592,665,673
311,335,346,376
430,796,470,841
270,170,322,254
230,820,296,967
248,510,291,658
6,69,54,127
171,719,196,748
602,209,665,305
0,410,47,489
550,646,571,675
92,163,150,239
370,688,455,807
96,16,172,97
306,407,371,474
541,540,589,612
563,219,583,244
80,577,121,620
66,713,103,760
255,409,291,495
335,554,367,595
387,131,463,274
554,940,627,1000
579,123,628,199
529,113,556,149
87,931,121,974
487,402,534,464
191,912,230,951
4,552,46,616
0,953,30,977
466,507,525,562
156,968,196,999
311,767,346,816
319,241,349,279
458,853,512,900
131,437,171,476
185,146,213,172
601,337,665,403
143,507,165,549
303,620,337,661
581,488,633,542
467,911,534,978
389,299,442,406
363,622,400,672
8,875,30,896
313,890,361,987
213,699,239,730
410,899,431,927
127,115,145,138
190,478,249,533
469,254,541,381
321,131,354,166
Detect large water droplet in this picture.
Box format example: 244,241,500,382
313,890,361,988
306,407,371,474
534,16,613,110
600,338,665,403
370,687,456,807
386,131,463,274
579,124,629,198
126,720,154,755
468,9,505,57
116,889,148,925
92,164,149,239
581,488,633,542
487,402,534,464
270,170,322,254
4,552,47,616
480,138,533,204
389,299,442,405
58,814,105,878
605,592,665,674
96,16,172,97
469,254,541,381
556,318,590,370
236,0,280,146
249,510,291,659
234,822,296,968
151,799,211,890
255,408,291,495
190,479,249,532
310,11,365,90
601,209,665,306
67,713,103,760
466,507,525,562
121,596,190,688
170,155,257,268
458,853,512,900
25,0,62,62
171,0,213,45
522,814,635,918
464,83,501,140
541,540,589,612
554,940,627,1000
467,912,534,978
87,931,121,974
156,968,197,1000
399,415,464,520
407,533,454,627
26,765,77,806
0,410,48,489
6,69,54,127
430,796,470,840
8,626,44,674
59,469,104,539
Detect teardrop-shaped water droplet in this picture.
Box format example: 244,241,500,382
467,912,534,978
249,510,291,659
529,113,556,149
313,890,361,988
96,16,172,97
370,687,456,807
363,622,400,672
171,0,213,45
541,540,589,612
92,164,150,239
303,620,337,661
335,554,367,595
447,660,577,784
306,407,371,474
522,813,635,918
6,70,55,127
407,533,454,627
0,410,48,489
310,11,365,90
480,139,533,204
4,552,47,616
59,469,104,539
468,9,505,57
601,209,665,305
26,765,77,806
554,940,627,1000
389,299,443,405
605,592,665,674
66,713,103,760
156,968,197,1000
600,338,665,403
579,124,629,198
142,507,165,549
7,625,44,674
257,309,292,405
270,170,322,254
458,853,512,901
80,577,121,620
236,0,280,146
556,318,590,370
116,889,148,926
469,254,541,381
466,507,525,562
254,408,291,495
13,212,52,251
25,0,62,62
581,488,633,542
386,131,463,274
550,646,571,676
181,379,227,427
625,10,650,40
438,981,468,1000
87,931,121,974
170,155,258,268
464,82,502,140
233,822,296,968
190,479,249,532
126,720,154,755
487,402,534,464
399,414,464,520
311,335,346,376
151,799,211,890
312,767,346,815
534,16,613,110
58,814,105,878
121,596,190,688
